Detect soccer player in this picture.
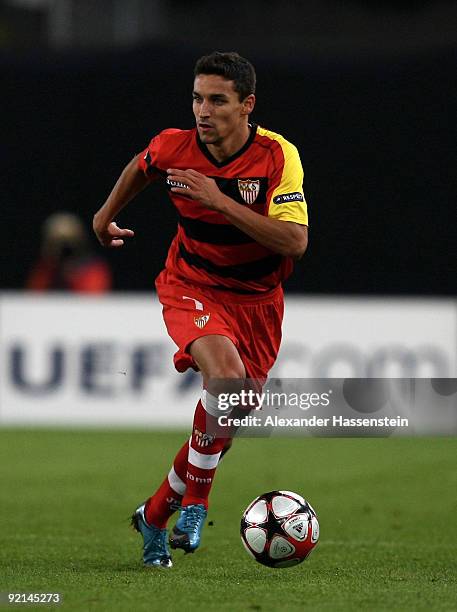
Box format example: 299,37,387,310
93,51,308,568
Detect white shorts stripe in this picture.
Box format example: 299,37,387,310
188,443,221,470
167,466,186,495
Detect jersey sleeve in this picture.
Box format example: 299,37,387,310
137,133,162,181
267,140,308,226
138,128,184,180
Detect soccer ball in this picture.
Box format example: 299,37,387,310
240,490,319,568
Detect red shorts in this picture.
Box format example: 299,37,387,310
155,269,284,379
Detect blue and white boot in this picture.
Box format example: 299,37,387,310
131,504,172,568
169,504,207,553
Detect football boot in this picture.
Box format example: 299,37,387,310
169,504,207,553
131,503,172,568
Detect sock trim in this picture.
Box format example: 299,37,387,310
188,442,221,470
167,465,186,495
201,389,227,417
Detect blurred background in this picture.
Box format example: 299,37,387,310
0,0,456,426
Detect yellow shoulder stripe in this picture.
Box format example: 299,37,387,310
257,127,308,226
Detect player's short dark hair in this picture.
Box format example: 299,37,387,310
194,52,256,101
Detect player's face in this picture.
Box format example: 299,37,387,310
193,74,254,145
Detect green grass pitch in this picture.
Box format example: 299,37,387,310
0,431,456,611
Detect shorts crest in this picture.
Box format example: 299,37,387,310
194,313,210,328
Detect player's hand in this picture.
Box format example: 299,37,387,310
167,168,224,210
93,219,135,248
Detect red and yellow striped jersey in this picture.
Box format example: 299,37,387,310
138,124,308,294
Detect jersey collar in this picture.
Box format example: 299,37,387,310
196,123,257,168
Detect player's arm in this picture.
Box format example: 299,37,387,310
93,154,149,248
212,194,307,260
167,168,308,259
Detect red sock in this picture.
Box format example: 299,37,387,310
144,440,188,528
182,399,230,509
144,402,233,525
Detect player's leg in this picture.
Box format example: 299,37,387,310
141,423,233,528
131,439,189,568
141,335,241,520
134,335,242,561
169,334,246,552
143,436,232,526
172,292,285,530
133,283,244,563
183,334,245,506
131,438,191,568
144,440,188,527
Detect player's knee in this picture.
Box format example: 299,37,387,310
199,349,246,417
205,358,246,380
207,363,246,380
202,363,246,418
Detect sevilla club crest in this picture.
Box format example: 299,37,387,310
194,314,210,329
238,179,260,205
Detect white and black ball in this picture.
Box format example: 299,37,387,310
240,490,319,568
